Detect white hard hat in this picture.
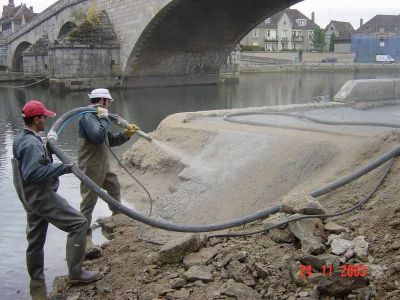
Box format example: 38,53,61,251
88,88,113,101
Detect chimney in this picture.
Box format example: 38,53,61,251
360,18,364,27
9,0,15,7
311,12,315,23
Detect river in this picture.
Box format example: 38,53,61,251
0,69,398,299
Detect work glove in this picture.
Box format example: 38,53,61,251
97,106,109,119
125,123,140,138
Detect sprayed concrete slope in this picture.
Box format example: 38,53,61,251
120,102,400,226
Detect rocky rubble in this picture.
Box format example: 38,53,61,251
52,195,398,300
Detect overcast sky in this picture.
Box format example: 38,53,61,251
2,0,399,29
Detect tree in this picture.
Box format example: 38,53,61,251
329,32,336,52
311,28,326,52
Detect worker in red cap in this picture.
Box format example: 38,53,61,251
12,100,100,283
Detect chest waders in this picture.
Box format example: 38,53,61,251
12,158,101,283
12,158,45,280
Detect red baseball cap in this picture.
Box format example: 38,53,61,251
22,100,56,118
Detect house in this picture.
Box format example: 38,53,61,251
240,8,320,51
1,0,37,37
352,15,400,62
324,21,354,53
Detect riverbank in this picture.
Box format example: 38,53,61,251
239,61,400,73
52,102,400,299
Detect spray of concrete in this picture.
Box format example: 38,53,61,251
151,138,214,177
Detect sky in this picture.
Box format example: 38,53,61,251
1,0,399,29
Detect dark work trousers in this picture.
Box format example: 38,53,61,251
12,159,87,279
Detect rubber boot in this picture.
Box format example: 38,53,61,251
30,278,47,300
26,251,45,280
66,229,100,283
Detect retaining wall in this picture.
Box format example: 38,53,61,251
334,78,400,107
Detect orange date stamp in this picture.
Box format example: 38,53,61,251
299,264,367,278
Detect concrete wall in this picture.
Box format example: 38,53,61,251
0,41,7,67
242,51,356,63
303,52,355,63
49,44,120,90
334,78,400,106
23,55,49,76
334,43,352,54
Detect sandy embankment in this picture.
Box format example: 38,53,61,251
53,103,400,299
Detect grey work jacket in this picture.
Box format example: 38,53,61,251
77,111,129,173
12,128,70,207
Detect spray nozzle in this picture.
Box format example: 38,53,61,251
109,114,152,142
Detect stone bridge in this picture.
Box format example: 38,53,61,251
1,0,301,88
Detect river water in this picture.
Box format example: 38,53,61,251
0,70,398,298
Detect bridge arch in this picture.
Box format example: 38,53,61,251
123,0,301,86
57,21,77,40
11,41,32,72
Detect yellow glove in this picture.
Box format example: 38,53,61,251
125,123,140,138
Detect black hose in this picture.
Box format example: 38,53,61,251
208,158,394,239
310,145,400,197
47,107,282,233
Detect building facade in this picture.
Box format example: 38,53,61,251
324,20,354,53
241,9,319,51
352,15,400,62
0,0,37,37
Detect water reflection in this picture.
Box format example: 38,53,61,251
0,70,398,298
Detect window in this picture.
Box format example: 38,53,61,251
265,18,270,24
297,19,307,26
292,30,302,37
266,29,277,39
252,41,259,46
380,39,385,47
308,30,314,38
282,42,288,50
266,42,277,51
282,30,288,38
253,29,259,38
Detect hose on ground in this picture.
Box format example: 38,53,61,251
207,158,394,239
47,107,282,233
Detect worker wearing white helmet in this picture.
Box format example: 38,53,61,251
77,88,139,233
